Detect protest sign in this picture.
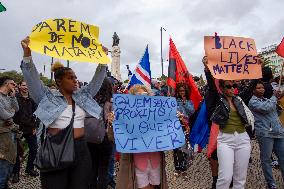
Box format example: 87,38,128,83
204,35,261,80
113,94,185,153
29,18,110,64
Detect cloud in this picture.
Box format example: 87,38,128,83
0,0,283,82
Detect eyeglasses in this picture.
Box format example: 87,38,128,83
224,84,234,89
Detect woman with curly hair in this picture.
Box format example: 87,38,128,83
116,84,168,189
249,81,284,189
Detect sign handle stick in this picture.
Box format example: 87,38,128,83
278,62,284,90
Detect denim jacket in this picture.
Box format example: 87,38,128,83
20,56,106,127
248,95,284,138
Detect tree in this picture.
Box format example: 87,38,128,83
0,71,23,83
0,70,51,86
160,74,168,81
199,74,206,86
262,56,272,67
39,73,52,86
259,55,277,74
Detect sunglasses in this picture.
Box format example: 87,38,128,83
224,84,234,89
9,83,16,87
139,92,148,95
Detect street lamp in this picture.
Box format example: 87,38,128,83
160,27,166,77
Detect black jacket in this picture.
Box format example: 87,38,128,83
204,70,249,129
13,93,38,135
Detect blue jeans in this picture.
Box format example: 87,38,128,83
0,159,13,189
108,146,116,183
257,136,284,186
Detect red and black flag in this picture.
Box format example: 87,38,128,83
276,37,284,58
167,38,202,110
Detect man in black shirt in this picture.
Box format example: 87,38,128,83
12,81,39,182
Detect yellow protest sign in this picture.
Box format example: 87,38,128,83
29,18,110,64
204,35,262,80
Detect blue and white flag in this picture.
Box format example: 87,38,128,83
127,46,151,89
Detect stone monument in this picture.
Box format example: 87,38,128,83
111,32,122,81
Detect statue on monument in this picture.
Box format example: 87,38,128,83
112,32,120,47
111,32,122,81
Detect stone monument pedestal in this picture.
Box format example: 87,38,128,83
111,45,122,81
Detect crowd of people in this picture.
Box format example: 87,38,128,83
0,36,283,189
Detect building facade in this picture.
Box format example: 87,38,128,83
258,44,284,75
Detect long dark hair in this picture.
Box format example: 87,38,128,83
175,83,191,100
95,78,113,104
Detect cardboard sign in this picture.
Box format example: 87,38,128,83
29,18,110,64
204,36,261,80
113,94,185,153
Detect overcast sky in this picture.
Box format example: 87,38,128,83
0,0,283,82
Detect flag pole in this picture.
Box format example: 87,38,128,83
278,62,284,90
276,37,284,90
160,27,166,77
50,57,54,84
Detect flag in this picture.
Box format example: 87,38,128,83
0,2,6,12
276,37,284,58
189,101,209,151
127,46,151,89
167,38,202,109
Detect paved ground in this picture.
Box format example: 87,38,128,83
9,140,283,189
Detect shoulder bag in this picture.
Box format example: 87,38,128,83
34,103,75,172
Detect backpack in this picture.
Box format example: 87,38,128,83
84,106,106,144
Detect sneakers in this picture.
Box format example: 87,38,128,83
108,180,116,189
25,170,39,177
11,173,20,183
267,183,277,189
271,160,279,169
229,180,233,188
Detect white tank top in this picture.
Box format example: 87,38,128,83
49,105,86,129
